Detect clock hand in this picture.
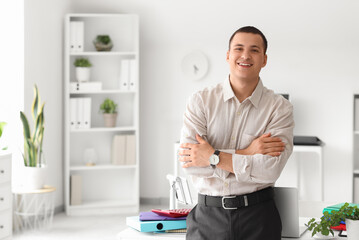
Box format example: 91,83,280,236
193,64,199,74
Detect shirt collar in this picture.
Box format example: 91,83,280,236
222,77,263,108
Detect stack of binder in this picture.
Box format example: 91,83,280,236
126,211,187,233
322,203,359,231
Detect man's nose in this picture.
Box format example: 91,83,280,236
241,50,251,60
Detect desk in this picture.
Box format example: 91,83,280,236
117,225,346,240
13,185,56,232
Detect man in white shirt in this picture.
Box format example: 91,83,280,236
179,26,294,240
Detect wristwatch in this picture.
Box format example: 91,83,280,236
209,150,220,167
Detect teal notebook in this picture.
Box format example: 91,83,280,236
323,203,359,214
126,216,187,233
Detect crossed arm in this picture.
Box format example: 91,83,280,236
179,132,286,173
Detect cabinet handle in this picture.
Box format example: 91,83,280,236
0,170,4,174
0,225,3,229
0,197,3,201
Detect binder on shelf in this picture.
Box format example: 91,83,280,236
126,134,136,165
75,21,84,52
126,216,186,232
129,59,137,91
119,59,130,90
70,82,102,92
70,175,82,205
111,135,126,165
323,202,359,215
83,98,91,129
69,21,84,52
70,98,77,130
69,22,77,52
77,98,84,129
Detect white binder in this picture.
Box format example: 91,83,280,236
70,98,77,130
129,59,137,91
83,98,91,129
70,22,77,52
119,59,130,90
75,22,84,52
76,98,84,129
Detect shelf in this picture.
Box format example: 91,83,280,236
70,127,136,133
70,89,136,95
354,170,359,174
354,131,359,135
70,164,137,171
68,199,137,209
70,51,137,56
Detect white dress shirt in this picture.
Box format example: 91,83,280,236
180,78,294,196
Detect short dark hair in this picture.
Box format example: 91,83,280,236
228,26,268,54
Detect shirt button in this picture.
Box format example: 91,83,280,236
231,137,235,141
237,111,240,116
224,182,229,188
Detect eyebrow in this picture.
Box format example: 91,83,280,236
233,44,261,49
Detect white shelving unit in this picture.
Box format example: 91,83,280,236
64,13,139,216
353,95,359,203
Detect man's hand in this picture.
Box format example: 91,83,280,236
241,133,285,157
179,134,214,168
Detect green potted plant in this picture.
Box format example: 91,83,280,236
307,202,359,239
20,84,47,189
0,122,8,150
74,57,92,82
93,35,113,51
100,98,118,127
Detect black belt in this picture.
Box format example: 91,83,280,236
198,187,274,210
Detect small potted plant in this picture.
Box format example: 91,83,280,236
93,35,113,51
20,84,47,190
74,58,92,82
100,98,118,127
307,202,359,239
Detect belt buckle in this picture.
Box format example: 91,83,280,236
222,196,237,210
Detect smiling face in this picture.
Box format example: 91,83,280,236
226,32,267,84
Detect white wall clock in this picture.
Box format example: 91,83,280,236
181,50,209,81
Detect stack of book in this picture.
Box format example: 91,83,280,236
126,210,189,233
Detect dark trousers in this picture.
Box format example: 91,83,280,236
186,199,282,240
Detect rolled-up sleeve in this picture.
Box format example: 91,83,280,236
232,104,294,184
180,93,229,179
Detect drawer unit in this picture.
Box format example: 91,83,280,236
0,153,11,239
0,185,11,212
0,156,10,184
0,209,11,239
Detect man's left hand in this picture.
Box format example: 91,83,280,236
179,134,214,168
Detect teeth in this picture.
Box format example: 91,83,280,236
239,63,252,66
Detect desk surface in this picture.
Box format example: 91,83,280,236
117,227,346,240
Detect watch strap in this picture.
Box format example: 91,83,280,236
214,150,220,156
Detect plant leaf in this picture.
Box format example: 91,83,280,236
0,122,6,138
31,85,40,121
20,112,31,140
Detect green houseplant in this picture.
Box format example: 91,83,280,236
93,35,113,51
20,85,47,190
20,85,45,167
100,98,118,127
74,58,92,82
307,202,359,239
0,122,8,150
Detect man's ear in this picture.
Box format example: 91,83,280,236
226,50,230,63
262,54,267,68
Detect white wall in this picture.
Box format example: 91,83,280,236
24,0,72,208
25,0,359,208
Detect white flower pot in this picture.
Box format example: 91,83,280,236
346,219,359,240
21,166,47,190
75,67,91,82
313,232,334,239
103,113,117,127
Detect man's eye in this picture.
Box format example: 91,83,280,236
252,49,259,53
235,48,243,51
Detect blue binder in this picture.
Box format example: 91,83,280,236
126,216,186,232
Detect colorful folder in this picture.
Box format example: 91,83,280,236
139,211,187,221
126,216,187,232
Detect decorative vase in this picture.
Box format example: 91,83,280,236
22,166,47,190
75,67,91,82
103,113,117,127
346,219,359,240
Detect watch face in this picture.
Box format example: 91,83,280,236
210,154,220,165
